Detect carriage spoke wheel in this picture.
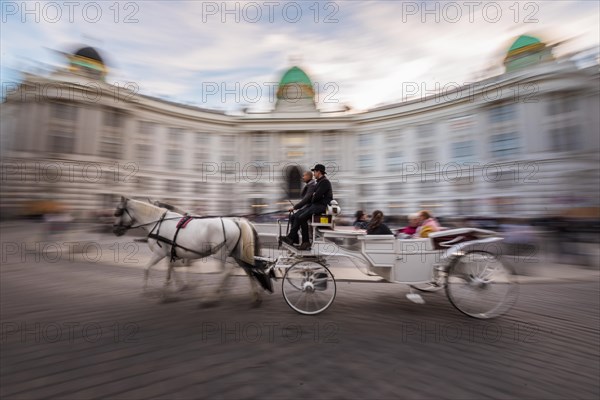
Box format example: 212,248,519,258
282,260,336,315
446,251,518,319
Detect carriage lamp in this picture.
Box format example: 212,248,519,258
327,200,341,215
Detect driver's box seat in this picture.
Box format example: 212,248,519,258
311,213,334,228
309,201,341,242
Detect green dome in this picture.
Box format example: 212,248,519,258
279,66,312,86
508,35,541,52
504,34,552,73
277,66,314,100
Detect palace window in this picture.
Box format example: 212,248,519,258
139,121,156,135
99,136,122,159
251,133,268,164
195,133,211,170
136,144,154,164
418,146,437,167
104,110,123,128
358,154,375,172
490,132,520,158
51,103,77,121
323,132,338,164
386,150,403,168
169,128,184,142
489,103,516,123
358,133,373,147
417,123,435,139
134,122,155,165
167,149,183,169
48,129,75,153
547,95,578,116
48,104,78,153
546,94,582,152
385,131,403,169
549,126,582,152
451,140,475,161
99,108,123,159
487,103,520,159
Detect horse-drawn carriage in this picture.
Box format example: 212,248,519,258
257,202,518,318
112,197,517,319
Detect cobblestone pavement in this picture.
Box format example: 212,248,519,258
1,251,599,399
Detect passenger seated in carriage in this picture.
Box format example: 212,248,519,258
281,164,333,250
396,213,419,236
366,210,393,235
353,210,369,230
414,210,441,238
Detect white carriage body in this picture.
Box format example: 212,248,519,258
317,228,502,284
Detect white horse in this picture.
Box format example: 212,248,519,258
112,196,271,306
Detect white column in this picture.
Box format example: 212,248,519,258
36,103,50,153
86,106,103,156
120,115,136,163
156,125,167,169
518,101,538,155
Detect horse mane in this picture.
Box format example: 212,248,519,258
152,200,188,215
127,198,176,219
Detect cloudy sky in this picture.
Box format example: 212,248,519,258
1,0,599,111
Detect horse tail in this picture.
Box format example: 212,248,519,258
235,218,259,268
235,218,272,292
252,221,261,260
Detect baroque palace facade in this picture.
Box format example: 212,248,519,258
1,36,599,219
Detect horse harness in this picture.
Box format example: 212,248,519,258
147,213,242,262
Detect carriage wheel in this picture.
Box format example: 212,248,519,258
282,260,336,315
446,251,518,319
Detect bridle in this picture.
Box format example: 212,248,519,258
113,200,136,233
114,203,131,218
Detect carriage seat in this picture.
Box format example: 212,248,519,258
428,228,497,250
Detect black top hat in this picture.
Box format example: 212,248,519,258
311,164,327,174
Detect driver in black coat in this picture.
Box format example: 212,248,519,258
282,164,333,250
287,171,316,245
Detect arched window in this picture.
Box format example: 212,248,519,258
286,166,302,199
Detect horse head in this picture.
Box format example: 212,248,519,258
113,196,134,236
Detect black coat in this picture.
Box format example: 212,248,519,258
311,176,333,206
367,224,393,235
293,180,316,210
